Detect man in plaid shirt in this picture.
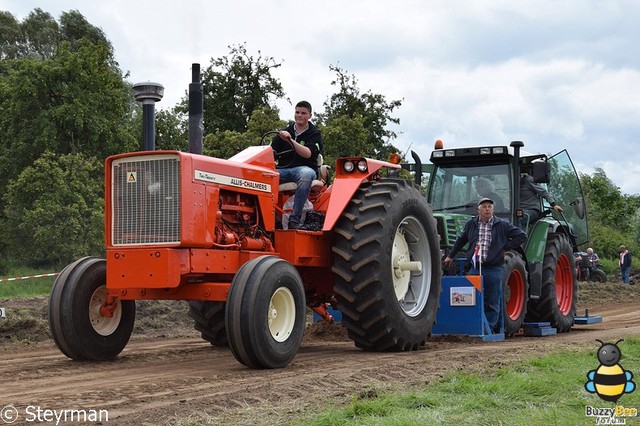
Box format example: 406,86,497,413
444,198,527,331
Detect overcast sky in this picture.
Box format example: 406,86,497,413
3,1,640,194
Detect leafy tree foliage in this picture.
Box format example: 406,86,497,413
3,152,104,267
0,39,135,200
0,11,22,60
21,8,59,60
317,65,402,159
204,107,284,159
201,44,287,134
0,9,112,61
0,8,136,266
317,115,369,169
154,107,188,151
579,169,640,261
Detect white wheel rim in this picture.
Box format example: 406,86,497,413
390,216,431,317
268,286,296,342
89,285,122,336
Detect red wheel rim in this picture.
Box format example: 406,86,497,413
555,253,574,315
506,269,525,320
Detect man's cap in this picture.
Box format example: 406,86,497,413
478,197,494,206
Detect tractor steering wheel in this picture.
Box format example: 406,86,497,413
260,130,298,168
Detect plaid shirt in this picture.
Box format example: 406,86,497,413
478,216,494,263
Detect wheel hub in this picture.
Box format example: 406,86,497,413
392,228,423,301
268,287,296,343
89,285,122,336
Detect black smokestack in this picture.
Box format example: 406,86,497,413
189,63,204,154
132,82,164,151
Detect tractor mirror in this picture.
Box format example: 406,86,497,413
571,197,586,220
531,162,550,183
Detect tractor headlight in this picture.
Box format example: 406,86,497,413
343,161,355,172
357,160,367,172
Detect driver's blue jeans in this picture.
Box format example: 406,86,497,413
468,265,503,330
278,166,316,223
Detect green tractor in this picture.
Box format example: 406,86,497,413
407,140,588,336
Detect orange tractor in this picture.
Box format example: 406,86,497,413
48,68,442,369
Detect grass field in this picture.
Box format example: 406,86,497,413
0,268,58,298
290,339,639,425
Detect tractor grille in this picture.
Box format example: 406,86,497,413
111,154,181,245
436,215,464,247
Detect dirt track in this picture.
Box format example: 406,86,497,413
1,286,639,425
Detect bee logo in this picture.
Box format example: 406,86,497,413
585,339,636,403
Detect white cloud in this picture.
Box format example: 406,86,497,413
2,0,640,194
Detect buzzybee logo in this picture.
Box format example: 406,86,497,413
584,339,637,424
585,339,636,403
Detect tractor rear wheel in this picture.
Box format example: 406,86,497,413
526,233,577,332
188,301,228,347
503,251,528,337
332,178,441,351
48,257,135,360
225,255,306,369
589,269,607,283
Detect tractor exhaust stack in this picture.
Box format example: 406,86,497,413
132,82,164,151
188,63,204,155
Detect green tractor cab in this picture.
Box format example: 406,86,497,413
406,140,588,336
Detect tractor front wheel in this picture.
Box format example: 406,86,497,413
503,251,528,337
225,256,306,369
48,257,135,360
526,233,577,332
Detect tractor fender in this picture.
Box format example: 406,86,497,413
322,177,369,231
322,157,401,231
524,220,551,301
321,158,400,231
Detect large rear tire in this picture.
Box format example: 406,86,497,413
225,256,306,369
332,178,441,351
526,233,577,332
503,251,528,337
48,257,135,360
188,301,228,347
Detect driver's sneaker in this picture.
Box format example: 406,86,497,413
288,217,301,230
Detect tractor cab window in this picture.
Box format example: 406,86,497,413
429,164,511,217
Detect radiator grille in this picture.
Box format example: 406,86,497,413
111,155,181,245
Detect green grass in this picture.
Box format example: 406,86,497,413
289,338,640,426
0,267,57,298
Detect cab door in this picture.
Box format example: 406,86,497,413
548,150,589,246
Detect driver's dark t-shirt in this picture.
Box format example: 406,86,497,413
271,122,323,170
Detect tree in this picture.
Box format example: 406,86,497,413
0,11,24,60
3,152,104,267
579,169,640,261
21,8,59,60
0,8,111,61
201,43,287,134
59,9,113,55
317,115,369,168
0,39,135,200
318,64,402,159
154,107,188,151
0,8,137,266
203,107,285,159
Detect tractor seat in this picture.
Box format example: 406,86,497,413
279,154,330,194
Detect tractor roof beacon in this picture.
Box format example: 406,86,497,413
407,140,588,337
47,65,443,369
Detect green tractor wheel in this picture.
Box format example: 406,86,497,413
526,233,577,332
